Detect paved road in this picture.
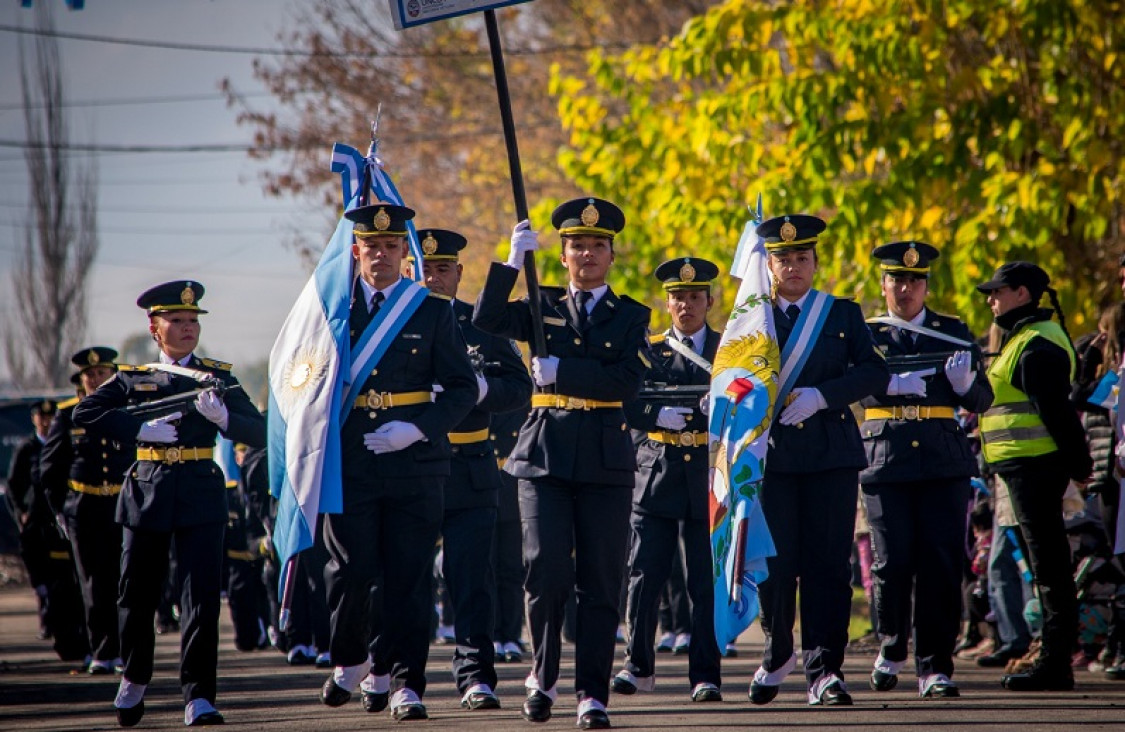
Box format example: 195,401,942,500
2,585,1124,730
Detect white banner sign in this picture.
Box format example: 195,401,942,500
388,0,532,30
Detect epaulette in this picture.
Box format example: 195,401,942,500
225,480,238,490
199,357,232,371
116,364,151,373
57,396,80,410
428,291,453,301
832,295,855,301
648,333,667,345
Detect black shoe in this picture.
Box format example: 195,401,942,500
953,634,983,654
392,702,428,721
116,701,144,728
320,677,352,707
818,685,853,706
361,690,389,713
610,675,637,695
521,691,553,723
462,690,501,710
189,711,225,726
1001,665,1075,691
748,681,779,705
870,669,898,691
977,648,1027,668
578,709,611,729
922,681,961,698
691,684,722,702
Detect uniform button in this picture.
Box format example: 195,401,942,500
840,413,846,420
866,430,873,437
573,338,582,345
797,422,804,429
411,348,418,354
490,433,496,440
369,412,377,419
102,452,108,458
620,423,627,431
131,472,138,479
101,439,107,445
839,332,845,337
372,369,378,376
103,466,109,472
511,431,518,437
684,454,692,462
911,440,919,448
605,342,612,347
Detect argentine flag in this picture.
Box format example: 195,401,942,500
267,214,354,593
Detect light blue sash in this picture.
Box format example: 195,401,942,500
340,278,429,420
774,289,835,417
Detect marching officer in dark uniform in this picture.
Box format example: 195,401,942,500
316,203,476,722
976,262,1092,691
612,257,723,702
41,347,134,675
222,455,271,653
363,228,533,711
73,280,266,727
859,242,993,698
12,398,88,658
491,405,531,663
473,197,651,730
749,215,889,707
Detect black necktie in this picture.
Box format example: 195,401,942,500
370,291,385,315
576,290,592,330
785,303,800,323
898,327,916,354
681,334,695,353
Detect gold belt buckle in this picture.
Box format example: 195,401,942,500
365,390,385,410
567,397,587,410
902,404,920,421
679,432,696,447
163,446,182,464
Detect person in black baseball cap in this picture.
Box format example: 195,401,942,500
976,261,1091,692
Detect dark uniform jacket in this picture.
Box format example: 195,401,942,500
41,400,136,519
443,298,532,512
341,291,477,495
72,356,266,531
490,407,529,524
472,262,651,487
859,309,994,484
7,435,45,519
624,327,719,520
767,297,889,474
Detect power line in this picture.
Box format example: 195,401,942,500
0,23,646,59
0,90,276,112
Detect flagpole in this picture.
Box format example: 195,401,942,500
484,9,548,361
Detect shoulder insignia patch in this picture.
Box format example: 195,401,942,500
116,364,151,373
648,333,667,344
200,358,232,371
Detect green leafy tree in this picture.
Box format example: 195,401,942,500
553,0,1124,335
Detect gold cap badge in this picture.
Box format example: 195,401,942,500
374,207,391,231
181,286,195,305
780,220,797,242
903,244,920,267
422,233,438,255
87,350,100,365
680,262,696,282
580,201,600,227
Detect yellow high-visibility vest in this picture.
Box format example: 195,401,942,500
980,319,1075,463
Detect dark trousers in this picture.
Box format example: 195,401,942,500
1002,456,1078,668
119,522,225,704
520,477,632,705
443,505,498,692
226,556,269,651
657,543,691,636
325,477,442,696
66,500,122,661
623,512,720,688
285,538,332,652
759,468,858,686
862,477,970,677
491,515,524,644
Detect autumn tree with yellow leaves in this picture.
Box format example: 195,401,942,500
553,0,1124,335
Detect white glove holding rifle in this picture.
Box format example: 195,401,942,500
505,220,539,271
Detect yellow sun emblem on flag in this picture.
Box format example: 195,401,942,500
278,346,330,409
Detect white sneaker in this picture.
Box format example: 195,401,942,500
656,632,676,652
436,624,455,644
673,633,691,654
502,641,523,662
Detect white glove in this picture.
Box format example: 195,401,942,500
505,219,539,270
778,387,827,426
363,421,426,454
944,350,974,396
531,356,559,387
136,411,181,443
475,374,489,405
656,406,693,431
195,390,229,431
887,372,928,398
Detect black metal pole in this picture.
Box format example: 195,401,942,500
484,9,548,361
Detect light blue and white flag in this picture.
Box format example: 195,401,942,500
267,214,353,593
1088,369,1119,412
708,196,779,648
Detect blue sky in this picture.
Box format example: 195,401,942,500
0,0,329,381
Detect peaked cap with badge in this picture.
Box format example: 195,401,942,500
346,201,415,238
30,398,57,417
872,241,941,277
654,257,719,291
71,346,119,373
416,228,468,261
551,197,625,239
136,280,208,315
757,214,826,253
